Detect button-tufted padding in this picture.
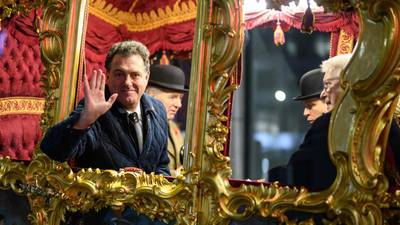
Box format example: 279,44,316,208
0,115,42,160
0,23,43,97
0,12,44,161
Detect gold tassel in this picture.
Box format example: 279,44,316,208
160,50,170,65
274,21,285,46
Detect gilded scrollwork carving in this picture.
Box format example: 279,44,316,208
39,0,67,133
1,1,194,225
0,1,43,21
194,0,400,224
325,0,400,224
1,0,400,224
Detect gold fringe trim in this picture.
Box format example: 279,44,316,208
89,0,196,32
0,97,45,116
337,29,354,55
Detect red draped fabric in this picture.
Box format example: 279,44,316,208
82,0,196,100
245,10,359,36
85,15,195,74
0,11,44,160
245,9,359,57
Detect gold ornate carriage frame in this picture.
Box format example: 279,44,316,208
1,0,400,224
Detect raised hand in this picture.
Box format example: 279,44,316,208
73,70,118,129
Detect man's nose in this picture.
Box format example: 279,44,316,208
320,89,326,99
303,108,310,116
123,75,133,85
174,98,182,108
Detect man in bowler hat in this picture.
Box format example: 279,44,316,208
146,64,188,176
268,67,334,190
293,68,327,124
268,63,343,190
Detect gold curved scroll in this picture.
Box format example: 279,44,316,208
32,0,195,224
0,1,193,225
2,0,400,224
326,0,400,224
187,0,330,223
191,0,400,224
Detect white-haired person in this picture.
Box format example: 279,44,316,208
320,54,400,186
268,54,354,191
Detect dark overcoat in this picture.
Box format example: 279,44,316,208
41,92,170,175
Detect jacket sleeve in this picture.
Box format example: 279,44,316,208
153,100,171,176
286,113,336,191
40,100,100,162
156,143,171,176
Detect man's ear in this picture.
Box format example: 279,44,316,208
105,71,110,81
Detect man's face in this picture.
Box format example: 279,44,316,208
107,54,149,111
303,98,327,124
152,90,184,121
320,70,340,112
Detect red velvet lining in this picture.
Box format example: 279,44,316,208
0,11,44,160
0,115,42,160
0,11,44,98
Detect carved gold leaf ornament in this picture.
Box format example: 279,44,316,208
1,0,400,224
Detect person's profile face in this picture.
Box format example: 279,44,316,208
106,54,149,111
303,97,327,124
320,70,341,112
153,90,184,120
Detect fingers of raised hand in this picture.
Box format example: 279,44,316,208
99,70,105,91
96,69,104,90
107,93,118,106
88,69,106,91
90,70,97,89
83,74,90,95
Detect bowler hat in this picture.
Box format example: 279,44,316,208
293,68,324,101
149,64,188,92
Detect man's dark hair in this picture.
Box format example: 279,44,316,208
105,40,150,72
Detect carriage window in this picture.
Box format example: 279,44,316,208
230,28,330,180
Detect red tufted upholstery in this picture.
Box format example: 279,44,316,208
0,11,44,161
0,115,42,160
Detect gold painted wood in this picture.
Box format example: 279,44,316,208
1,0,400,224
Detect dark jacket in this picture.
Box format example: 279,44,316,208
269,112,336,191
269,112,400,191
40,92,170,175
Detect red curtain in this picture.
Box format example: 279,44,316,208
82,0,196,100
245,9,359,57
245,9,359,36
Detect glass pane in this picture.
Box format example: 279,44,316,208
230,28,330,182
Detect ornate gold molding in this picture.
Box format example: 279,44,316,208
89,0,196,32
0,1,42,20
1,0,400,224
0,97,45,116
23,153,193,224
337,29,354,55
327,0,400,224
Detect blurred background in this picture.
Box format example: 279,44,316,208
230,27,330,180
